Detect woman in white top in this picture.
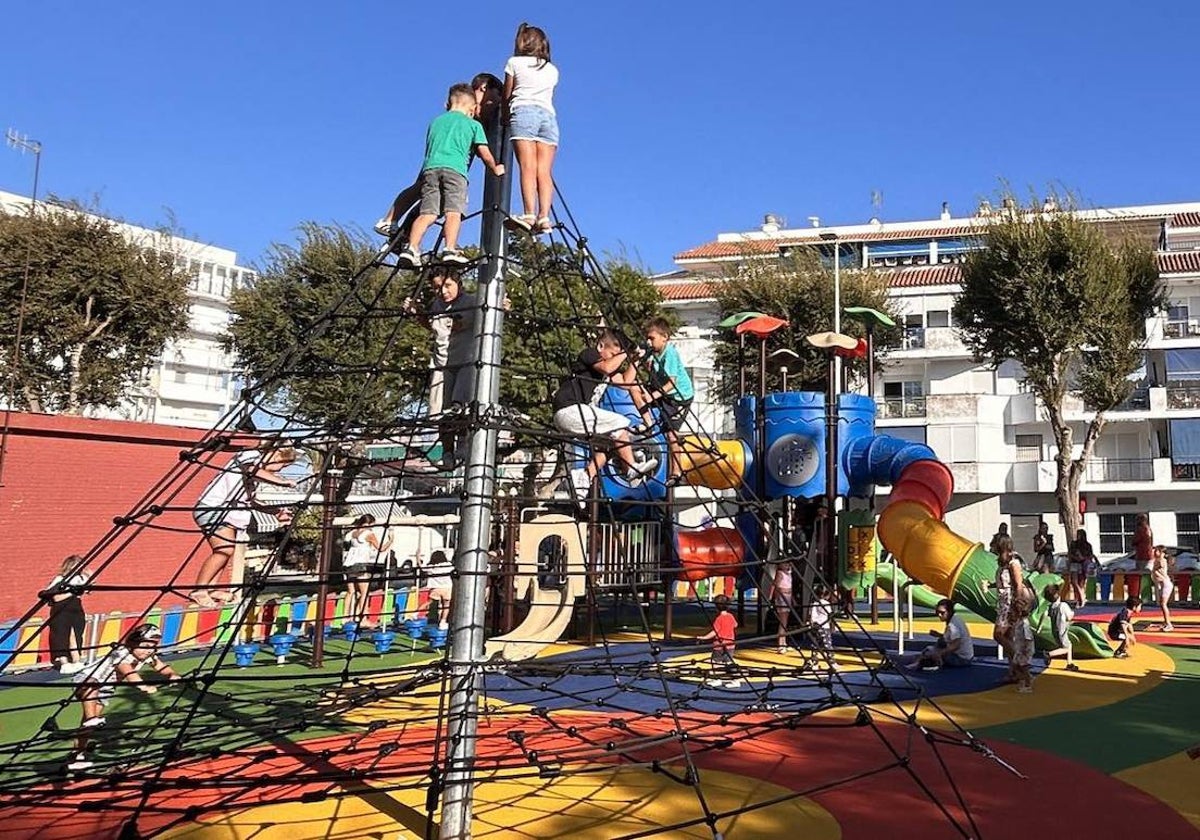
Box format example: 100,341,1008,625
191,445,297,608
343,514,393,630
504,23,559,233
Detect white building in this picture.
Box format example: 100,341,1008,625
661,200,1200,558
0,190,253,428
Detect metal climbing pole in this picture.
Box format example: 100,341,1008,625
438,111,513,840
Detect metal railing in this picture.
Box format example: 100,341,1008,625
1164,320,1200,339
1167,385,1200,410
1085,458,1154,483
901,327,925,350
1173,462,1200,482
878,396,927,419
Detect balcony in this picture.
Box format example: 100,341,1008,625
1167,384,1200,410
1172,463,1200,482
1083,387,1151,413
900,328,925,350
879,396,926,419
1164,320,1200,339
1085,458,1154,483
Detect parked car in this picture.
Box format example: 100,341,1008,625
1099,547,1199,573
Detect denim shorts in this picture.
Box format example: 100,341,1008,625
510,105,559,146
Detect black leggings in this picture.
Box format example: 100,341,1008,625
48,603,86,662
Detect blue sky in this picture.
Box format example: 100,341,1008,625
2,2,1198,275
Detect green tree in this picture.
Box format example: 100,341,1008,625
711,250,898,399
0,200,191,413
953,193,1164,538
226,223,428,431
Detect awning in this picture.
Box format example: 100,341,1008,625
1165,349,1200,381
867,242,931,257
1170,419,1200,465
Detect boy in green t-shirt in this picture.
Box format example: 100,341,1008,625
642,317,695,483
399,83,505,269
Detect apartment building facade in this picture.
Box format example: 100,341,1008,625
1,190,253,429
659,201,1200,556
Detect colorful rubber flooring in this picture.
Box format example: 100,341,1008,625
2,609,1198,839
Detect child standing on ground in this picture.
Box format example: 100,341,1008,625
810,583,838,671
766,560,794,653
504,23,559,233
1107,596,1141,658
1041,583,1080,672
67,624,181,772
43,554,90,674
697,594,739,687
399,83,505,269
642,318,694,485
1149,544,1175,632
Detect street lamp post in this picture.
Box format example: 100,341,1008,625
0,129,43,489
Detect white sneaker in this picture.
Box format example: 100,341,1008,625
724,678,743,688
66,754,94,772
81,716,106,728
373,218,394,237
438,622,449,631
626,457,659,482
397,245,422,269
440,249,469,265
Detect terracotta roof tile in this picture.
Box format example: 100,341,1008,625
673,225,985,261
656,280,719,301
1158,251,1200,274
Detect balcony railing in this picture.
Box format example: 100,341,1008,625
1085,387,1151,412
1085,458,1154,483
1167,384,1200,410
1164,320,1200,339
901,327,925,350
879,396,927,419
1172,462,1200,482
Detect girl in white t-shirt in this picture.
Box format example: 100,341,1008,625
343,514,393,630
191,445,297,607
504,23,559,234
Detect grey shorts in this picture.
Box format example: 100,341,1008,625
419,168,469,217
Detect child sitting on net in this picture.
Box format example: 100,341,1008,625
397,83,505,269
552,329,659,501
67,623,182,772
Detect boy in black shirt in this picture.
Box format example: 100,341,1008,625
1107,596,1141,658
552,329,658,499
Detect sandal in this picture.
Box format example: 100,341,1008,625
189,591,218,608
504,214,535,232
535,216,552,233
209,590,237,604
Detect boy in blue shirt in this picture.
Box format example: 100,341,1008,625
642,318,694,484
398,83,505,269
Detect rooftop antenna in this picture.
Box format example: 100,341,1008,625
0,129,42,489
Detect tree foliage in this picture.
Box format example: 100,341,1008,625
226,223,428,431
711,250,899,399
953,192,1165,536
0,200,191,413
228,228,667,434
502,240,666,427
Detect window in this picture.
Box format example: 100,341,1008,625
883,381,923,399
1015,434,1042,462
1177,513,1200,552
1098,513,1137,554
927,310,951,328
902,314,923,329
1168,303,1189,323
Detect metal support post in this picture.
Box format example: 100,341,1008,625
823,354,838,584
438,113,513,840
311,467,343,668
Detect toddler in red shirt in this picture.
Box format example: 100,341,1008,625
697,594,740,687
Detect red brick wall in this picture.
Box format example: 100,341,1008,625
0,413,234,621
